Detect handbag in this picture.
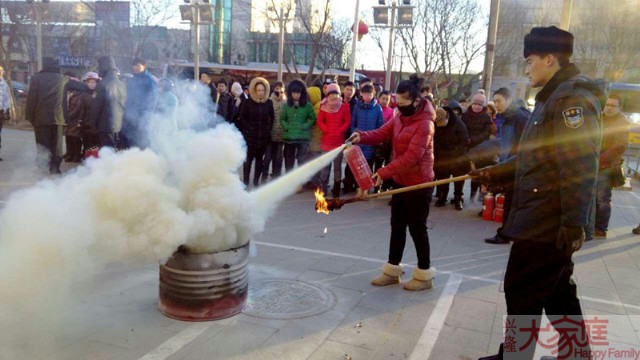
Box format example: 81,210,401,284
610,159,626,188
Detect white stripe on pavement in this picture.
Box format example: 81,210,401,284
137,322,213,360
409,272,463,360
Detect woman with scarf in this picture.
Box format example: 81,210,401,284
316,83,351,197
350,77,437,291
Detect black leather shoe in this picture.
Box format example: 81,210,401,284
484,235,509,244
434,199,446,207
454,198,464,210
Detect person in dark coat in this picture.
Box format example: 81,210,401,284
121,57,157,149
475,26,603,360
79,72,100,154
593,94,629,238
238,77,274,187
484,87,530,244
461,93,494,201
216,80,233,122
88,56,127,148
25,57,87,173
433,107,470,210
63,72,88,163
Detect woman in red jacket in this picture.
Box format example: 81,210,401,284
316,83,351,197
350,78,436,291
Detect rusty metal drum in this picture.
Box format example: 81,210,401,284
158,242,249,321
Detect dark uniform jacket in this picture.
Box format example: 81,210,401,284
600,112,629,169
461,108,493,148
434,107,469,162
89,57,127,133
498,104,530,162
493,64,604,243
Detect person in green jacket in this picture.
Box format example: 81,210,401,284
281,79,316,172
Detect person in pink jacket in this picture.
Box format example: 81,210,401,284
316,83,351,197
350,77,436,291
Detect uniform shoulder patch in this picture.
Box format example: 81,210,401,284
562,107,584,128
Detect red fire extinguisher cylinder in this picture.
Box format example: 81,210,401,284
344,145,374,192
482,193,495,221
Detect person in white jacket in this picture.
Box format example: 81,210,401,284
0,65,10,161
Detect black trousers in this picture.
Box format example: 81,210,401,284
244,145,267,186
389,185,432,269
65,136,83,159
99,132,118,148
35,125,63,173
434,158,468,199
82,132,99,153
496,190,514,237
502,240,589,359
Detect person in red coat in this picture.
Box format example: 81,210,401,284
350,78,436,291
316,83,351,197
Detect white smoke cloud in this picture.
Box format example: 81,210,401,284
0,79,342,356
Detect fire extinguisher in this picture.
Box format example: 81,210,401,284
482,192,495,221
344,145,374,192
494,193,505,223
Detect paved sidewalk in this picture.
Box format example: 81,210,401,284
1,128,640,360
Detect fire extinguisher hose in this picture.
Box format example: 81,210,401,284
363,175,473,200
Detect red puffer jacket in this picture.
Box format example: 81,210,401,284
359,99,435,186
316,102,351,151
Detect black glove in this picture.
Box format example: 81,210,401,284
556,226,585,257
468,166,495,184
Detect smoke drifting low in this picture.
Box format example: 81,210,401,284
0,81,343,356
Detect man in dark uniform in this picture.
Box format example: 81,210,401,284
474,26,605,359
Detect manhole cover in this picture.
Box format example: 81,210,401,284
243,279,336,319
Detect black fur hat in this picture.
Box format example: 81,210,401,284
523,26,573,58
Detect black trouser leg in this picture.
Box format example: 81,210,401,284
244,146,256,186
496,190,514,237
253,145,267,186
283,143,296,173
503,240,587,359
389,186,432,269
262,142,273,179
35,125,63,173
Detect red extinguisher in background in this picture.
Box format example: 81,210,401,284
343,145,374,192
493,193,505,223
482,192,495,221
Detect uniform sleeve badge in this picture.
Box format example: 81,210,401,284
562,107,584,128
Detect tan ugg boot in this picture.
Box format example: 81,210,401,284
403,268,435,291
371,263,403,286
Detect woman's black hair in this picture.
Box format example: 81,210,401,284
286,79,308,107
396,75,421,101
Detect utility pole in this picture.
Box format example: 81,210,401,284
482,0,500,94
384,3,396,91
348,0,360,82
277,8,285,82
194,2,200,81
559,0,573,30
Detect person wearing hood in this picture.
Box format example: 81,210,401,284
474,26,603,360
483,87,530,245
281,79,316,173
461,92,494,201
79,72,100,153
433,106,470,210
262,81,286,182
63,72,88,163
305,86,324,189
88,56,127,149
447,100,463,119
350,84,384,170
121,57,158,149
25,57,88,173
316,83,351,197
350,78,437,292
238,77,274,187
229,81,244,125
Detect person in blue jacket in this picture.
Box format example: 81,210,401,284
350,84,384,169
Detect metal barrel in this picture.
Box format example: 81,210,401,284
158,242,249,321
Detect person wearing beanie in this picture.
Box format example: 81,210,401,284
475,26,604,360
26,57,88,173
78,72,100,153
316,83,351,197
281,79,315,173
0,65,9,161
461,92,494,202
238,77,274,187
433,106,469,210
88,56,127,149
229,81,243,125
62,72,87,163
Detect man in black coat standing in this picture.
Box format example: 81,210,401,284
88,56,127,148
475,27,603,360
25,57,87,174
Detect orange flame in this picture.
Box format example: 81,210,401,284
314,188,330,215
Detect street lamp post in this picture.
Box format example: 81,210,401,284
348,0,360,82
180,1,214,81
373,1,413,91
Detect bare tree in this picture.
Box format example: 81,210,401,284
317,17,351,70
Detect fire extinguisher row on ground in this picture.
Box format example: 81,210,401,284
482,193,505,223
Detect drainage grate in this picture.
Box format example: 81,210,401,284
243,279,336,319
